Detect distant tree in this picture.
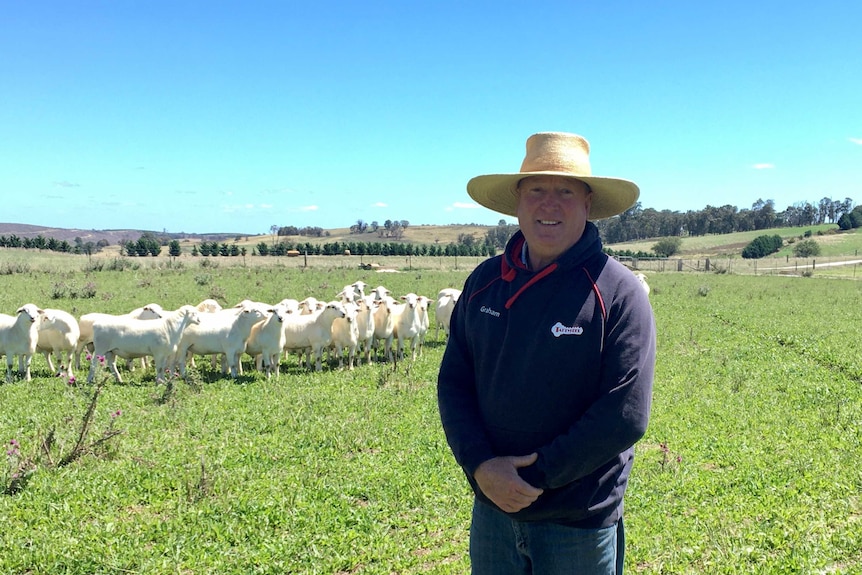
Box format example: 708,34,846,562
742,234,783,259
485,220,519,250
168,240,182,257
652,237,683,257
793,239,821,258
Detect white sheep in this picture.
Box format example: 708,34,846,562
370,295,396,362
415,295,434,356
36,308,81,381
0,304,44,382
392,293,423,362
244,304,288,377
175,304,267,379
76,303,164,371
282,301,346,371
354,296,376,365
633,271,651,295
336,281,369,304
298,297,325,315
329,301,359,370
434,288,462,341
275,298,301,315
87,305,201,384
196,298,223,313
369,285,391,302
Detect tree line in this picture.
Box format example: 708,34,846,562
594,197,855,244
0,234,110,255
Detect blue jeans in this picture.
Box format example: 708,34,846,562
469,499,624,575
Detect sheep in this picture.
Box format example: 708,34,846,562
434,288,462,341
191,299,226,370
244,304,288,377
633,272,651,295
329,302,359,370
282,301,346,372
370,295,396,362
195,298,223,313
298,297,325,314
415,295,434,356
76,303,164,371
336,281,368,304
392,293,423,361
369,285,391,302
175,304,267,379
0,304,44,382
275,298,300,315
87,305,201,384
354,296,377,365
36,308,81,381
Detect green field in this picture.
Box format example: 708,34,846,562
0,255,861,574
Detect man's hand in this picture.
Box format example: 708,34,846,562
473,453,544,513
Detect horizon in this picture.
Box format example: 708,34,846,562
2,2,860,235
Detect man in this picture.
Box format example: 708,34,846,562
437,132,655,574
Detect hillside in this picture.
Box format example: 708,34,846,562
0,223,262,246
0,222,495,248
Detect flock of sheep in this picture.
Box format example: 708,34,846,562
0,281,463,384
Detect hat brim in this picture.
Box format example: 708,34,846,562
467,172,640,220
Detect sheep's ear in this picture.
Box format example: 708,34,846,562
400,295,407,301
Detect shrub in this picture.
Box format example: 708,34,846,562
793,239,821,258
741,234,783,259
652,237,683,257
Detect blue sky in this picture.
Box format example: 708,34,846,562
2,1,860,235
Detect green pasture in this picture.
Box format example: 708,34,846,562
0,259,861,574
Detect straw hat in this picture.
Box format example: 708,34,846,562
466,132,639,220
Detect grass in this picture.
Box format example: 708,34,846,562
1,254,861,573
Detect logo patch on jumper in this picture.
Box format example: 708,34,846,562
551,322,584,337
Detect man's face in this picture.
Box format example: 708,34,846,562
516,175,592,268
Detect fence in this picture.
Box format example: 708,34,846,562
617,255,862,277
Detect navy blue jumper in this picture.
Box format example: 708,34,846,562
437,222,656,528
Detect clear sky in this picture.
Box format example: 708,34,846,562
2,1,860,235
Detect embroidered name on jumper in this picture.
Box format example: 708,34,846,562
480,306,501,318
551,322,584,337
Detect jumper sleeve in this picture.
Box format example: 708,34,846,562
519,280,656,490
437,288,496,476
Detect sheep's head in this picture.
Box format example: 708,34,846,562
16,304,43,323
401,293,419,309
325,301,347,319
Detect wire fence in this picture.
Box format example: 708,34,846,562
617,255,862,277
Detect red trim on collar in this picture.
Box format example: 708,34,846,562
505,263,558,309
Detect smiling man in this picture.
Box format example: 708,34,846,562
437,132,656,574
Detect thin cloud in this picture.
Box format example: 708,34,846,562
446,202,481,211
849,137,862,145
289,205,318,213
372,202,388,208
752,163,775,170
53,180,80,188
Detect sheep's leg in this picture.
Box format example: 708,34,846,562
107,352,123,383
19,354,33,381
43,351,56,374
